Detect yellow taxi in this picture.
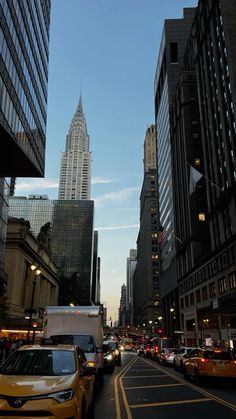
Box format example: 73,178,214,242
183,347,236,384
0,344,95,418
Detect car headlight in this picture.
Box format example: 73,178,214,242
106,354,113,360
48,389,74,403
115,349,119,355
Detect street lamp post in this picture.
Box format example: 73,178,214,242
27,265,41,344
149,320,153,337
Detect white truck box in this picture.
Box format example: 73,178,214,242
43,306,104,380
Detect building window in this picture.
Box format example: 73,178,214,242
185,295,189,307
170,42,178,63
209,282,216,297
196,289,201,303
180,298,184,309
229,272,236,290
194,158,201,166
218,277,227,294
202,286,208,301
190,292,194,305
198,213,206,221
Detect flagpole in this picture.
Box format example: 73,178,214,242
187,162,223,192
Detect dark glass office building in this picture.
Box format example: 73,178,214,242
0,1,51,317
171,0,236,347
9,196,95,305
0,0,51,176
154,8,195,336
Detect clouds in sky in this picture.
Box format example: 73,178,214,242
14,177,139,230
94,186,139,207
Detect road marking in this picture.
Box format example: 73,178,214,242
124,374,166,379
114,357,136,419
129,397,212,409
128,368,158,371
125,383,184,389
141,357,236,411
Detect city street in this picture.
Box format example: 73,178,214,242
95,351,236,419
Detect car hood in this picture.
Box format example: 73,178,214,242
0,373,76,396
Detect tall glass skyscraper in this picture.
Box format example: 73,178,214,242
0,0,51,177
154,8,195,335
9,196,94,305
0,0,51,313
58,96,91,200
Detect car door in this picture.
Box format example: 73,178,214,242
186,349,201,375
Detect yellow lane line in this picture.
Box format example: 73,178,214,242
114,357,136,419
142,357,236,411
125,383,184,390
124,374,168,379
129,397,212,409
128,369,158,372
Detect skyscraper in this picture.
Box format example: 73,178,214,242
154,8,195,335
58,96,91,200
0,0,51,322
9,195,94,305
133,125,160,326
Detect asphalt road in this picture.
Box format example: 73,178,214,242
95,351,236,419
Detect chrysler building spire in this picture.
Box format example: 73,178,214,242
58,96,91,200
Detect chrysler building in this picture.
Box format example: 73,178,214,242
58,96,91,200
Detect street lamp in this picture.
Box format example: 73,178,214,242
27,264,41,344
149,320,153,337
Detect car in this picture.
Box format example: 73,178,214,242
0,344,95,419
158,348,178,366
144,342,154,358
102,342,116,372
104,340,121,365
174,346,196,371
137,344,145,356
183,347,236,384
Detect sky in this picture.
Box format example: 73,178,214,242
15,0,197,321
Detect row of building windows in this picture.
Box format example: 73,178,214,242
180,270,236,309
179,245,236,295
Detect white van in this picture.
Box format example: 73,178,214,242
43,306,104,384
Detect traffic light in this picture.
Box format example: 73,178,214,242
157,328,163,336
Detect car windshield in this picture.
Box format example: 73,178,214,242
0,350,76,376
204,351,232,360
51,335,95,353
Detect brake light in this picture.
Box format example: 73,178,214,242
200,358,208,363
230,360,236,365
146,347,150,352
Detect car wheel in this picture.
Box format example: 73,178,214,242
194,367,202,385
173,360,177,370
87,399,95,419
180,361,184,371
81,399,87,419
183,366,189,380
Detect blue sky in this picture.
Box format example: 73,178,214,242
15,0,197,321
